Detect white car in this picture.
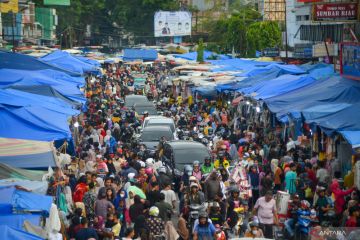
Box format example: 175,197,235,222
142,116,178,140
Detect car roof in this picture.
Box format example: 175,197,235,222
166,140,207,150
142,125,172,132
125,94,147,99
144,116,169,120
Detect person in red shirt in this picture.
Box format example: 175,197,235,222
73,175,88,203
305,163,316,187
346,206,359,227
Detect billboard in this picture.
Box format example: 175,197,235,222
313,2,359,22
154,11,191,37
340,43,360,80
44,0,70,6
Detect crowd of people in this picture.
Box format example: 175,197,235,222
48,61,360,240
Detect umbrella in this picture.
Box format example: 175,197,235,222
127,186,146,199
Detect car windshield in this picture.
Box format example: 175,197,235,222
173,148,209,169
141,130,173,142
125,96,149,106
135,106,157,115
147,122,175,132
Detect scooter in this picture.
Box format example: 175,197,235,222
295,209,319,240
187,203,207,233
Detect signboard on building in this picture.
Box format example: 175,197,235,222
313,2,359,22
293,44,313,59
154,11,191,37
44,0,70,6
340,43,360,80
262,47,280,57
0,0,18,13
313,43,338,57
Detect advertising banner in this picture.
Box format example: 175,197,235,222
313,2,359,22
44,0,70,6
0,0,18,13
154,11,191,37
340,43,360,80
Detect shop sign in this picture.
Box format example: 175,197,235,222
340,43,360,81
262,47,280,57
313,3,359,22
312,43,338,57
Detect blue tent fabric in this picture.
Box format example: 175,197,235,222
238,63,306,77
340,131,360,148
0,51,80,77
0,105,72,141
41,50,98,74
192,86,217,99
174,51,231,61
265,75,360,116
210,58,272,72
0,89,79,116
0,215,42,230
75,55,101,67
0,225,43,240
0,186,52,214
7,85,84,107
243,74,317,100
123,49,158,61
0,69,84,101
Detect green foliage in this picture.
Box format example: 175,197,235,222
197,38,204,63
246,21,281,57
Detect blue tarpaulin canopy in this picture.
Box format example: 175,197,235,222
174,50,231,61
0,225,43,240
192,85,217,99
209,58,272,72
0,89,79,116
41,50,99,75
123,49,158,61
0,69,84,101
0,186,52,214
339,131,360,148
0,104,72,141
265,75,360,116
243,74,317,100
0,51,80,77
75,55,101,67
237,63,306,77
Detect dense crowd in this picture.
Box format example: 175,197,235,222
48,62,360,240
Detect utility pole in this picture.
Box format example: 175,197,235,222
11,11,15,52
284,0,288,64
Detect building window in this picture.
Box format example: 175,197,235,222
304,15,309,21
296,15,302,21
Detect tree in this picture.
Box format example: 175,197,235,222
197,38,204,63
246,21,281,57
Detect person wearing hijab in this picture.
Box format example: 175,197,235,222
330,179,355,216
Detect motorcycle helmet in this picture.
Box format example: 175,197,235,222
208,127,214,135
217,151,225,158
158,167,167,174
145,167,153,175
199,211,208,219
146,158,154,166
193,161,200,167
184,165,193,176
201,138,209,146
301,200,310,209
149,206,160,217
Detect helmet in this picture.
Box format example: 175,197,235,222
158,167,167,174
193,161,200,167
230,187,240,194
143,111,149,115
201,138,209,146
199,211,208,219
249,221,259,228
146,158,154,166
218,151,225,158
184,165,193,176
204,156,211,162
139,161,146,168
189,176,197,182
209,202,220,208
208,128,213,135
301,200,310,209
149,206,160,217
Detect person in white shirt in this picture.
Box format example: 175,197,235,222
161,184,177,209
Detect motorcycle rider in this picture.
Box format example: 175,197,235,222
294,200,313,237
227,188,248,234
186,182,205,205
201,156,214,175
284,194,301,238
244,221,264,238
157,166,172,190
192,161,202,182
214,151,230,170
178,114,187,129
193,212,217,240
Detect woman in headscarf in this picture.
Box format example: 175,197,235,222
73,175,88,203
330,179,355,217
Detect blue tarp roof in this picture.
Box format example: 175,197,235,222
237,63,306,77
192,85,217,99
0,104,72,141
7,85,83,107
0,89,79,116
75,55,101,67
0,225,43,240
174,50,231,61
265,75,360,116
339,131,360,148
41,50,99,74
209,58,272,72
123,49,158,61
0,186,52,214
242,74,317,100
0,51,80,77
0,69,85,101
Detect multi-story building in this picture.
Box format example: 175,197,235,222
258,0,285,21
